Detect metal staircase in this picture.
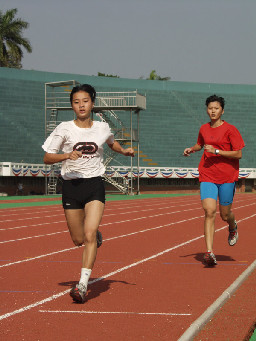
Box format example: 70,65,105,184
95,111,131,194
44,81,146,195
47,164,60,194
44,81,79,195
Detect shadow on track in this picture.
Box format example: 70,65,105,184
58,278,135,303
180,252,236,267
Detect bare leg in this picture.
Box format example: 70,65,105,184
65,201,104,303
219,203,236,228
82,200,105,269
64,209,85,246
201,198,217,252
64,201,105,269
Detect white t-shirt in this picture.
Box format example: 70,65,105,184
42,120,114,180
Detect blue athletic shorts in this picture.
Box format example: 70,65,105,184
200,182,236,206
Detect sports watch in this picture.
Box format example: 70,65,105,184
215,149,220,155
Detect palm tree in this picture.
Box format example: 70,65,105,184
0,8,32,68
147,70,170,81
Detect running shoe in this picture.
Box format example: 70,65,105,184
228,221,238,246
97,230,103,248
203,251,217,266
70,283,87,303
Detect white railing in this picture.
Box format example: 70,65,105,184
46,91,146,110
1,162,256,179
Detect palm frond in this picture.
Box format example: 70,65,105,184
0,8,32,68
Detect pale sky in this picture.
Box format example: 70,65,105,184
1,0,256,84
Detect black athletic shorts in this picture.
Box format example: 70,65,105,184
62,176,105,210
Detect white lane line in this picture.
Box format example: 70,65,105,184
0,206,202,240
0,214,255,321
0,213,64,223
4,198,254,236
39,310,191,316
1,197,253,231
0,234,206,321
0,220,66,231
0,200,200,224
0,208,63,218
0,246,77,268
0,202,199,230
1,212,255,269
100,207,202,227
0,194,252,218
0,214,205,267
104,199,200,210
0,204,61,212
0,199,254,244
102,216,204,242
104,202,252,226
0,231,69,244
0,290,70,321
0,197,198,218
103,202,199,218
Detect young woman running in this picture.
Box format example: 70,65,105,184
183,94,245,266
43,84,134,302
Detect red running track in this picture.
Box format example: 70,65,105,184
0,193,255,340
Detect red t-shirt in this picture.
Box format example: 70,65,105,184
197,121,245,184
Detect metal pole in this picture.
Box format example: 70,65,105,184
130,109,133,195
44,84,47,195
137,110,140,195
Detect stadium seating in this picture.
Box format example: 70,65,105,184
0,68,255,169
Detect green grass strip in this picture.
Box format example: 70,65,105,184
0,193,198,209
105,193,198,201
0,200,63,209
0,195,61,201
250,328,256,341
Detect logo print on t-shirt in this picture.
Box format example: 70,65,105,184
73,142,98,155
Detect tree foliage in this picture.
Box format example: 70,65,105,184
147,70,170,81
97,72,120,78
96,70,170,81
0,8,32,68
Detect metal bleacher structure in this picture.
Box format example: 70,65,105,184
44,80,147,195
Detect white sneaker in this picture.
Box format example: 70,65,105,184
203,252,217,266
228,221,238,246
70,283,87,303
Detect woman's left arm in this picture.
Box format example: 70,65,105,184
107,140,135,157
204,145,242,159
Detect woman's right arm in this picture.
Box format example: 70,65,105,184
183,143,202,157
43,151,82,164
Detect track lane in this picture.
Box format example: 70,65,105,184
0,194,255,340
1,195,254,240
1,212,256,340
0,211,255,318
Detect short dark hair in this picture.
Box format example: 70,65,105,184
70,84,96,103
205,94,225,109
